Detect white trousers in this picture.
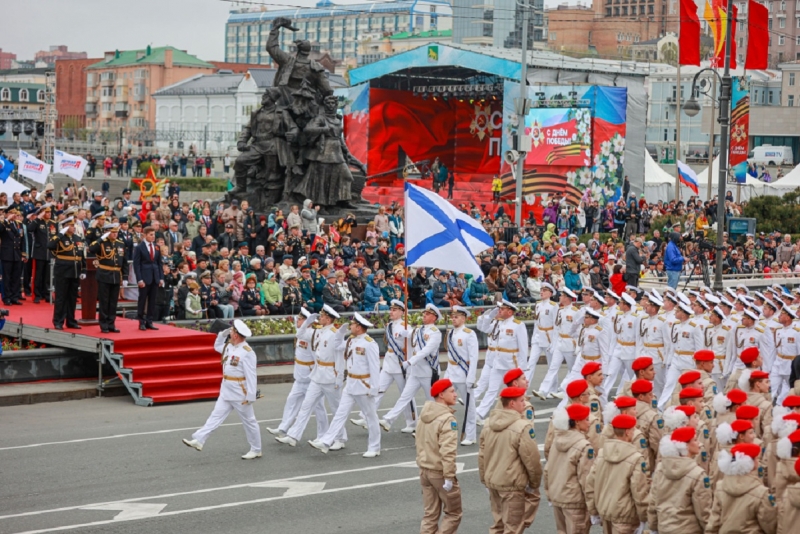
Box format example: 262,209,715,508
321,391,381,453
772,372,791,405
287,381,346,443
558,355,594,393
658,365,685,410
192,397,262,452
602,358,634,399
473,362,493,401
711,373,726,395
453,382,477,442
372,370,415,427
527,341,552,385
277,379,329,436
476,368,509,420
383,375,431,426
651,362,667,400
539,349,574,396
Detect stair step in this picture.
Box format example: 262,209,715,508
139,371,222,388
127,359,223,379
150,387,221,403
121,348,218,364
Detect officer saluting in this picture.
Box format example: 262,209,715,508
183,319,261,459
0,206,27,306
310,313,382,458
48,217,83,330
445,305,479,446
88,223,129,333
27,204,56,304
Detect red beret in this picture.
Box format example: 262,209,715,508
783,395,800,408
735,405,760,420
431,378,453,398
614,396,637,409
631,379,653,395
632,357,653,372
694,350,715,362
788,429,800,444
679,387,703,399
671,426,696,443
566,379,588,398
740,346,760,364
727,389,748,405
750,370,770,380
678,370,702,385
611,414,637,429
581,361,602,376
566,404,591,421
503,368,524,385
675,405,696,416
499,386,527,399
731,442,761,459
731,419,754,433
784,413,800,423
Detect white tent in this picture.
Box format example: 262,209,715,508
644,150,676,204
694,156,775,200
765,162,800,195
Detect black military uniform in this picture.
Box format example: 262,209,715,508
27,207,57,303
0,210,27,305
88,229,128,333
282,277,303,314
48,222,83,329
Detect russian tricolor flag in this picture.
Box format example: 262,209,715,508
677,160,699,195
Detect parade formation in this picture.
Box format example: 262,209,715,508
176,284,800,534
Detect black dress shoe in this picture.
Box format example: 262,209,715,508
146,324,159,330
100,329,109,333
110,328,121,333
10,301,21,305
54,325,64,330
19,296,27,301
66,323,82,330
139,324,147,331
33,298,41,304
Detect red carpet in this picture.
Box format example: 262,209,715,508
9,299,221,403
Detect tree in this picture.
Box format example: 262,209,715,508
742,189,800,235
660,42,678,66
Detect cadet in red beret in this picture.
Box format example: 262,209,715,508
676,386,713,467
618,357,655,398
577,363,604,420
499,367,534,428
544,379,593,460
566,379,589,400
723,346,763,393
777,457,800,534
692,350,718,405
712,387,749,430
784,395,800,410
629,379,662,468
586,413,650,532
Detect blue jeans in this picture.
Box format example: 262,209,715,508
666,270,681,289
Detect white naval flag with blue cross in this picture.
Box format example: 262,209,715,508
404,182,494,280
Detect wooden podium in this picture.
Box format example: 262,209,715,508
78,255,99,325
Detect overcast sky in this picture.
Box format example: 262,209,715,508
4,0,567,62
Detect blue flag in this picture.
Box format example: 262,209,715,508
0,155,13,183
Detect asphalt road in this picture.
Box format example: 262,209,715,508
0,363,582,534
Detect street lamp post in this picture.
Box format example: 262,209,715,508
682,0,734,292
514,0,530,228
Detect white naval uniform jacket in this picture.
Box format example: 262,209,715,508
667,319,703,370
773,325,800,376
532,299,558,347
477,309,499,369
344,333,381,395
293,318,317,381
611,309,641,361
485,316,529,371
215,331,257,404
552,305,581,354
408,324,442,379
383,319,407,375
445,325,479,386
761,317,782,373
703,322,733,375
724,324,775,377
309,324,347,386
638,314,668,366
578,323,612,367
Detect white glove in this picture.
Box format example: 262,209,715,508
307,313,319,324
401,360,410,370
634,522,646,534
60,227,68,235
395,328,410,338
487,307,498,319
443,479,453,492
79,273,86,280
590,516,601,526
101,232,110,241
122,281,128,287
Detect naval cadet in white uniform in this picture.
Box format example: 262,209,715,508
182,319,262,459
445,305,479,445
527,282,557,386
277,305,348,448
380,304,443,432
266,308,329,439
311,313,382,458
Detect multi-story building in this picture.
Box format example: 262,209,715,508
0,68,49,85
34,46,87,67
152,68,346,153
358,29,452,65
646,64,781,159
0,49,17,70
452,0,546,48
0,81,47,141
224,0,452,64
83,46,218,136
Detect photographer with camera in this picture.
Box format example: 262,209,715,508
664,230,686,290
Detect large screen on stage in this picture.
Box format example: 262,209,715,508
525,108,591,167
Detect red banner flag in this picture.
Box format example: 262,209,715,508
679,0,701,65
705,0,737,69
745,0,769,69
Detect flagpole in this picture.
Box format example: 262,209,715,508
676,60,682,201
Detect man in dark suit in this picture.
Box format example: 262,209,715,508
133,226,164,331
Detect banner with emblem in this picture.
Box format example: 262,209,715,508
17,150,51,184
53,149,88,181
729,76,750,184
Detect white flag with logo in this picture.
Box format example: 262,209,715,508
18,150,51,184
54,149,88,181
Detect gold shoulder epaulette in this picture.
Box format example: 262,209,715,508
463,327,473,334
596,326,603,331
722,325,731,331
242,344,252,351
689,321,697,327
755,326,765,333
365,336,374,342
513,318,522,324
657,316,665,322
